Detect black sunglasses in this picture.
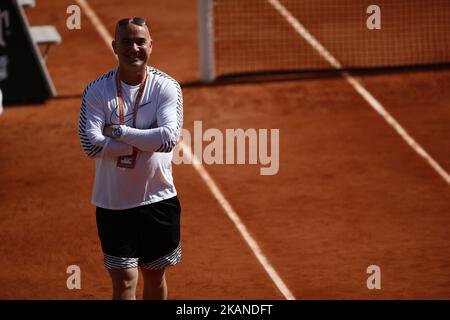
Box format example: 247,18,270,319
117,17,147,26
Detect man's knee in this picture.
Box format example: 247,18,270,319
109,268,138,291
141,268,165,285
114,278,138,291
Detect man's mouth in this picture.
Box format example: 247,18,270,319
126,55,141,62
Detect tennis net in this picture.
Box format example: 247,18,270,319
198,0,450,80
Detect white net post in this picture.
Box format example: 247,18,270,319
198,0,215,81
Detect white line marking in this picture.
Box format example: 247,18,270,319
180,143,296,300
268,0,450,186
75,0,115,54
79,0,296,300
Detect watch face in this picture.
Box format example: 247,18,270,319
113,127,121,138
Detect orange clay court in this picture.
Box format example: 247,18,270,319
0,0,449,299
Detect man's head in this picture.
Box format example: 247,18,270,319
112,18,152,71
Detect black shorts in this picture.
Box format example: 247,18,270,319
96,196,181,270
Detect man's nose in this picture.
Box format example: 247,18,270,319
130,43,139,51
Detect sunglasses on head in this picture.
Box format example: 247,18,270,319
117,17,147,26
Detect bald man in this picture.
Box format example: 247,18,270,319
78,17,183,300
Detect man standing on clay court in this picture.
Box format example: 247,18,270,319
78,17,183,300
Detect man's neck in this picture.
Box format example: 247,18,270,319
118,66,146,86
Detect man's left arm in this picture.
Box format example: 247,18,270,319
105,80,183,152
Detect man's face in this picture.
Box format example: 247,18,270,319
113,23,152,70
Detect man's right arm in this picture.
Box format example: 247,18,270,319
78,84,133,159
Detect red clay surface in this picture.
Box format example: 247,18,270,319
0,0,449,299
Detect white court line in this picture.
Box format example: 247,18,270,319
76,0,114,54
180,143,296,300
268,0,450,186
78,0,296,300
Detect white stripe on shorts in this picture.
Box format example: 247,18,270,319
103,253,139,270
139,243,182,270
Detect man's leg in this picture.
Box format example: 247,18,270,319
96,206,141,300
141,268,167,300
108,268,139,300
138,197,182,300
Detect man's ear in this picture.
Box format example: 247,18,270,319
112,40,117,54
149,39,153,54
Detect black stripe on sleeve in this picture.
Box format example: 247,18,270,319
151,68,183,154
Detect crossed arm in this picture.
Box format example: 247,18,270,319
79,81,183,159
102,124,177,153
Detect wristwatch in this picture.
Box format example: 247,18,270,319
111,126,123,139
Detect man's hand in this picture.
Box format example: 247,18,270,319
103,124,119,138
103,125,141,152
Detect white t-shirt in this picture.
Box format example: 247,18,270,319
78,66,183,210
